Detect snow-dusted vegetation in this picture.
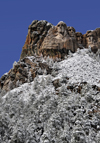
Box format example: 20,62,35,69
57,48,100,87
0,48,100,142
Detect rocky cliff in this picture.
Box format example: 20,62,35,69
20,20,53,59
21,20,100,59
1,20,100,93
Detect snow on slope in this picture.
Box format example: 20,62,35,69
0,48,100,143
3,75,55,103
57,48,100,86
3,48,100,102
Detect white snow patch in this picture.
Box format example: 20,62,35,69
57,49,100,86
26,56,35,61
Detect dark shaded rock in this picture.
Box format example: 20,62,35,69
67,85,74,91
39,62,52,74
53,79,60,89
23,58,37,68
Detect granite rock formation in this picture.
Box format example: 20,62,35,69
20,20,53,59
40,22,78,59
20,20,100,59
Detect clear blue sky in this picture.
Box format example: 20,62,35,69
0,0,100,77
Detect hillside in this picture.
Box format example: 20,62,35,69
0,20,100,142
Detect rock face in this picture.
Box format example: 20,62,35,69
40,22,78,59
20,20,53,59
1,20,100,94
20,20,100,59
0,56,52,94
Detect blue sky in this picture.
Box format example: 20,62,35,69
0,0,100,77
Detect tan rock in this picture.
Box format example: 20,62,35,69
20,20,100,60
85,30,98,52
82,34,87,47
95,28,100,49
86,30,97,47
40,21,78,58
75,32,83,49
3,78,11,91
95,28,100,38
67,26,76,38
29,68,37,79
76,32,82,44
20,20,53,59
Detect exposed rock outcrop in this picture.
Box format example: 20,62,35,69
1,20,100,94
0,56,52,93
20,20,53,59
40,22,78,59
1,20,100,143
20,20,100,59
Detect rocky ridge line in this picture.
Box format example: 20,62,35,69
21,20,100,59
1,20,100,94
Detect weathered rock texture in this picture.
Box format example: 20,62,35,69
1,20,100,94
40,22,78,59
0,56,52,93
20,20,100,59
20,20,53,59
